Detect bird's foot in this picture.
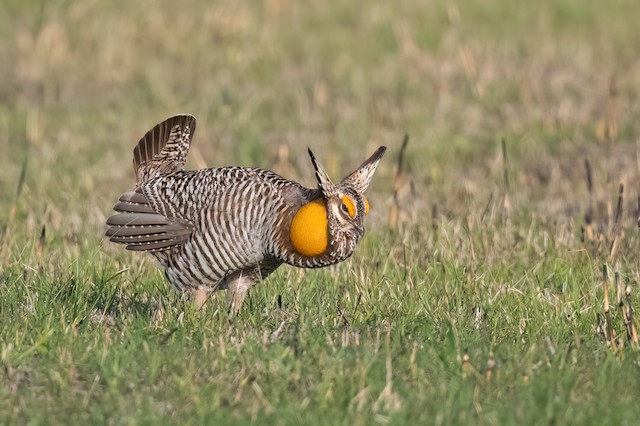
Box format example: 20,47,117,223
194,288,210,310
226,275,253,316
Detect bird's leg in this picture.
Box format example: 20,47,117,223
194,288,210,309
226,275,253,315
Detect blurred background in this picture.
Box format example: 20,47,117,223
1,0,640,259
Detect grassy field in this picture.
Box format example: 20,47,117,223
2,0,640,424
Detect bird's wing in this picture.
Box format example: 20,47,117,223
105,188,194,252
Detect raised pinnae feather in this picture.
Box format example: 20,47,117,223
133,114,197,185
307,148,337,197
340,146,386,193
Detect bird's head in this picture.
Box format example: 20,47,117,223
289,146,386,260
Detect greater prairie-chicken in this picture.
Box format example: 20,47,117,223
105,114,385,312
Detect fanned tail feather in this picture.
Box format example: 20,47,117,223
133,114,196,185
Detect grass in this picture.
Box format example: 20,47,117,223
2,0,640,424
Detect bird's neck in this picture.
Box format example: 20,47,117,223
269,195,354,268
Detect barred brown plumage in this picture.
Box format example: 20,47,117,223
105,114,385,313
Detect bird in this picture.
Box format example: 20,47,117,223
105,114,386,313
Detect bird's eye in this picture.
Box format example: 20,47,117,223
340,196,356,218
